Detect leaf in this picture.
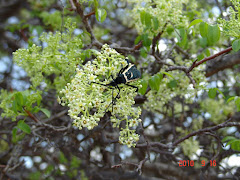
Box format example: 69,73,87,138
134,35,141,45
140,11,152,27
232,39,240,52
227,96,235,103
162,72,173,78
145,13,152,28
94,0,98,9
140,11,146,25
157,73,163,81
15,92,24,107
188,19,203,29
235,97,240,111
59,152,68,163
12,127,18,143
40,108,51,118
17,120,31,134
222,136,236,142
139,80,148,95
84,49,92,58
149,75,161,91
35,25,44,35
199,22,208,37
197,53,205,60
207,25,220,45
167,80,177,88
140,47,148,58
32,106,40,113
96,9,107,23
12,99,18,114
142,34,151,47
225,137,240,151
208,88,217,99
230,140,240,151
199,37,207,48
176,28,187,48
152,17,159,31
204,49,211,57
215,88,225,98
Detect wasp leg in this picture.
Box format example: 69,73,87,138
125,84,138,92
91,82,113,89
105,85,121,113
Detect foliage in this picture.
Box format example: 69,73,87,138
0,0,240,179
59,45,141,147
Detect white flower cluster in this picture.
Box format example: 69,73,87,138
144,69,206,112
59,44,141,147
126,0,196,36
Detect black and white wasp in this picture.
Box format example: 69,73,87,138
93,59,141,112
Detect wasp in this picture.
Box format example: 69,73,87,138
93,59,141,112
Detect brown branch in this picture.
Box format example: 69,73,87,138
71,0,102,47
151,22,168,56
165,66,196,88
205,51,240,77
85,11,95,18
133,41,143,50
136,158,148,175
188,46,233,73
136,120,240,149
172,120,238,146
24,108,39,123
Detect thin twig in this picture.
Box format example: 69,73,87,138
187,46,233,73
152,22,168,55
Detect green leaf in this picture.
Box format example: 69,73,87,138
162,72,173,78
197,53,205,60
29,171,41,180
134,35,141,45
70,156,81,168
142,34,151,47
235,97,240,111
157,73,163,81
199,22,208,37
176,28,187,48
232,39,240,52
140,47,148,58
32,106,40,113
17,120,31,134
222,136,236,142
96,9,107,23
12,127,18,143
167,80,177,88
145,12,152,27
207,25,220,45
208,88,217,99
139,80,148,95
35,25,44,35
140,11,146,25
12,99,18,114
149,75,161,91
15,92,24,106
59,151,68,163
188,19,203,29
40,108,51,118
140,11,152,27
230,140,240,151
204,49,211,57
152,17,159,30
199,37,208,48
215,88,225,98
227,96,235,103
94,0,98,9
